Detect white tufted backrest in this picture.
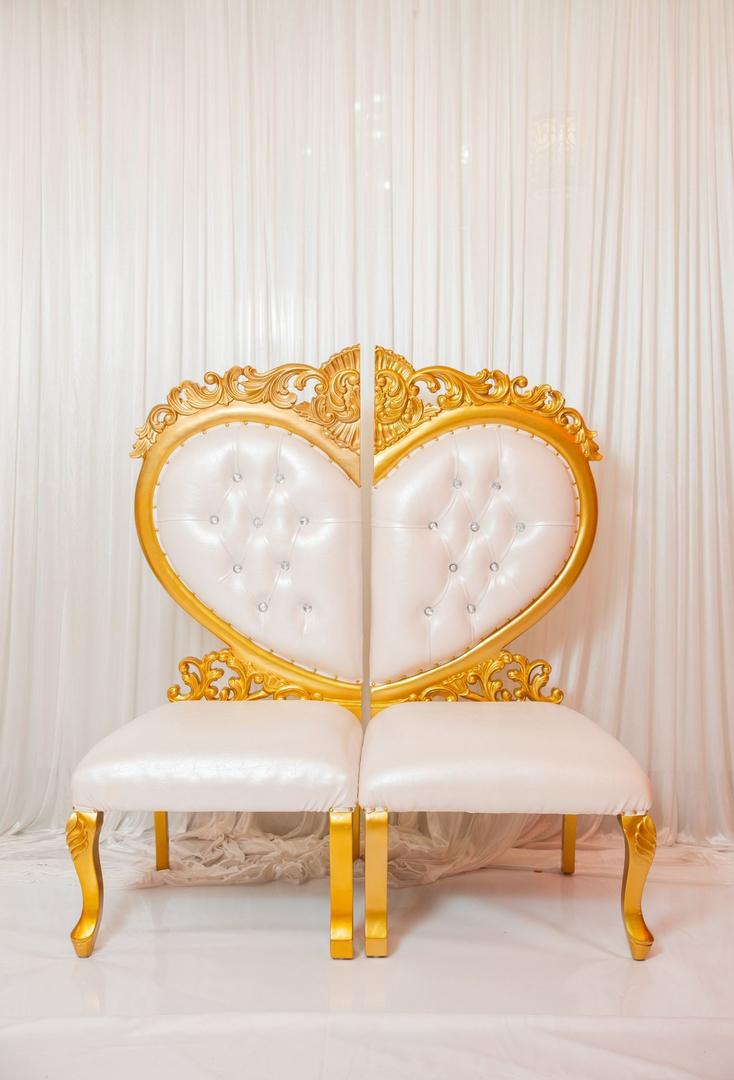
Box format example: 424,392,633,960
132,348,363,707
370,348,600,703
371,424,579,684
156,422,362,682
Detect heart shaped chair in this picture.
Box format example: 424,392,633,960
359,348,656,960
66,348,363,959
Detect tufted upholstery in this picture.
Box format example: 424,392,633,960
358,702,653,816
72,701,363,813
155,422,362,683
371,424,579,684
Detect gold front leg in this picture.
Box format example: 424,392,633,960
329,809,354,959
352,804,361,861
618,813,656,960
365,809,388,958
154,811,170,870
561,814,577,874
66,810,104,958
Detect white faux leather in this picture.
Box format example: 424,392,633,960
371,425,579,684
358,703,652,816
71,701,362,812
155,422,361,683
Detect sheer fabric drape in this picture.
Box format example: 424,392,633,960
1,1,732,887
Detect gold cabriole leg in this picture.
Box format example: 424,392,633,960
154,811,170,870
66,810,104,958
329,809,354,959
618,813,657,960
561,814,577,875
365,809,388,958
352,804,361,861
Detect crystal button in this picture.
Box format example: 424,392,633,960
253,516,263,527
274,472,285,484
491,480,502,490
449,562,458,572
467,603,476,614
490,561,499,572
209,514,219,524
302,603,312,614
428,521,438,530
299,515,310,526
452,478,462,488
233,563,242,574
280,560,290,571
257,602,268,613
233,472,242,482
470,521,479,532
424,606,434,616
516,521,526,532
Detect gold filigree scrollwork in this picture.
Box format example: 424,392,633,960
167,649,318,703
414,651,564,704
131,346,360,458
374,346,601,460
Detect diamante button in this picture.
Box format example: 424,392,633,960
299,515,309,526
467,603,476,614
233,563,242,573
516,521,526,532
470,521,480,532
491,480,501,490
428,521,438,530
302,603,312,614
258,601,268,612
209,514,219,524
233,472,242,482
274,472,285,484
490,561,499,571
449,562,458,572
280,560,290,571
424,606,434,616
453,478,463,488
253,516,263,527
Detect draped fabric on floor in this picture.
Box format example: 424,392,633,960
1,0,733,885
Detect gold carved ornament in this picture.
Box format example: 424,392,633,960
374,346,600,459
132,348,362,716
412,652,564,704
372,348,601,709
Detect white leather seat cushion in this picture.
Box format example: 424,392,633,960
358,703,652,816
72,701,362,813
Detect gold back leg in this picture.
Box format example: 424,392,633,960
329,809,355,959
561,814,577,874
618,813,656,959
352,804,361,861
154,811,170,870
365,809,389,957
66,810,104,958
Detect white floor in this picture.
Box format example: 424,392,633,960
1,841,733,1079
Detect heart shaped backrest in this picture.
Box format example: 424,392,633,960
371,348,600,706
132,347,362,713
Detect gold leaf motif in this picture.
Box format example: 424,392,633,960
374,346,601,460
65,813,88,862
167,649,316,703
131,346,360,458
628,815,657,865
414,651,564,704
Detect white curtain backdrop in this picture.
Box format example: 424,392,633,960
1,0,733,885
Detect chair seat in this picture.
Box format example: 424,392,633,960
72,700,362,813
358,702,652,816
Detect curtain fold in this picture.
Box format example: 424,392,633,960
1,2,732,883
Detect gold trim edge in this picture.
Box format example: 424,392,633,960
374,346,601,460
132,345,360,458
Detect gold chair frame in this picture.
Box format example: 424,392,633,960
364,347,656,961
67,348,363,959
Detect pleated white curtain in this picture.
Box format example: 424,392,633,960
1,1,732,884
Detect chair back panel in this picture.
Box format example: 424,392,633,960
371,348,600,706
132,347,362,709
